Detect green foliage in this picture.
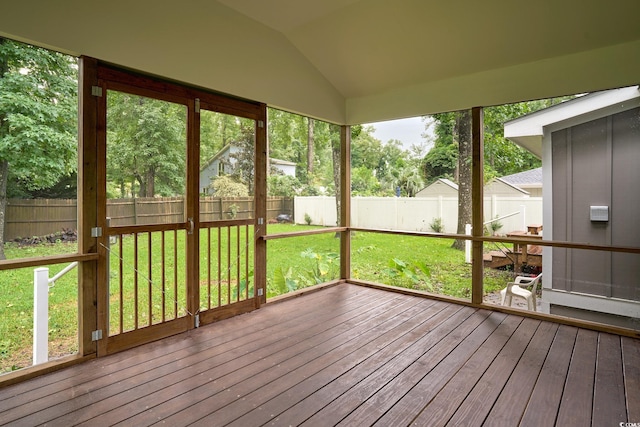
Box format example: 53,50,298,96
268,248,339,297
424,97,574,184
210,175,249,197
423,143,457,182
268,174,302,197
304,213,312,225
227,203,239,219
271,266,298,296
106,91,186,197
199,110,246,167
300,248,339,285
429,217,444,233
0,38,78,192
384,258,433,291
487,215,503,235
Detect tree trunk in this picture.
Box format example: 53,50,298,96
331,137,341,228
0,160,9,260
452,110,472,250
145,168,155,197
0,39,8,260
307,119,314,177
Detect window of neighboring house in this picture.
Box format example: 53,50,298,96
218,162,225,175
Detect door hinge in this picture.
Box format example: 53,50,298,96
258,120,264,128
257,288,264,297
91,227,102,237
195,314,200,328
91,86,103,97
92,330,103,341
195,98,200,113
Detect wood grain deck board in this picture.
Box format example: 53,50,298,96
0,283,637,427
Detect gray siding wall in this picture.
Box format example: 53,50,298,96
552,107,640,301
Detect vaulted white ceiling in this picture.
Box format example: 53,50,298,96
1,0,639,124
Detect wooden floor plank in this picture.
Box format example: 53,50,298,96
481,321,559,427
93,295,429,427
555,328,598,427
1,285,395,425
334,308,494,427
408,314,523,426
519,324,578,427
622,336,640,422
444,317,541,427
0,283,637,427
163,301,464,426
0,283,367,407
133,298,448,425
593,333,627,425
284,310,496,427
37,288,414,426
372,311,508,426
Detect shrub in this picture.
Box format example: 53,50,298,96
304,213,312,225
429,217,444,233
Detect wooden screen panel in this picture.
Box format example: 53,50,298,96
107,228,187,336
199,220,254,313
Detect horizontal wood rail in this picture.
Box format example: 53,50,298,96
0,253,98,271
106,222,185,235
350,227,640,254
482,235,640,254
200,218,254,228
262,227,346,240
350,227,468,240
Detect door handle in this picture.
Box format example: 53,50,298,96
187,217,194,235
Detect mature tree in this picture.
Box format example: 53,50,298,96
453,110,472,250
199,110,245,169
228,120,256,193
0,38,77,259
426,98,575,250
107,91,186,198
307,119,314,176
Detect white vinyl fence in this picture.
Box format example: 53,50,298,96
295,195,543,234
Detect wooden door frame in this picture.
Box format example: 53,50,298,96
86,60,266,355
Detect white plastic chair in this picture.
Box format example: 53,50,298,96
500,273,542,311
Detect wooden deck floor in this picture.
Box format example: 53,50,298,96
1,283,639,426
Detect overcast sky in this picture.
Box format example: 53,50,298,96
365,116,433,150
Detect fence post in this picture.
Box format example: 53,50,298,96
33,267,49,365
465,223,472,264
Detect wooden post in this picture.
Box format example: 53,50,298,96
340,125,351,280
254,105,268,306
186,98,200,327
471,107,484,305
78,56,99,356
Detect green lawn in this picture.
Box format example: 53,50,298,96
0,225,512,373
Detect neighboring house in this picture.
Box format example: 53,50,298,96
415,178,458,197
269,158,297,177
200,144,297,194
484,177,529,197
500,168,543,197
505,85,640,328
417,177,529,198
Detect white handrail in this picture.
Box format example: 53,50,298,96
483,211,520,226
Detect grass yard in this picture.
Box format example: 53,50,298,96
0,224,512,373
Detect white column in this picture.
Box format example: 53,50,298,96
33,267,49,365
465,223,472,264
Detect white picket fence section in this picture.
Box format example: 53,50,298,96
294,195,543,234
